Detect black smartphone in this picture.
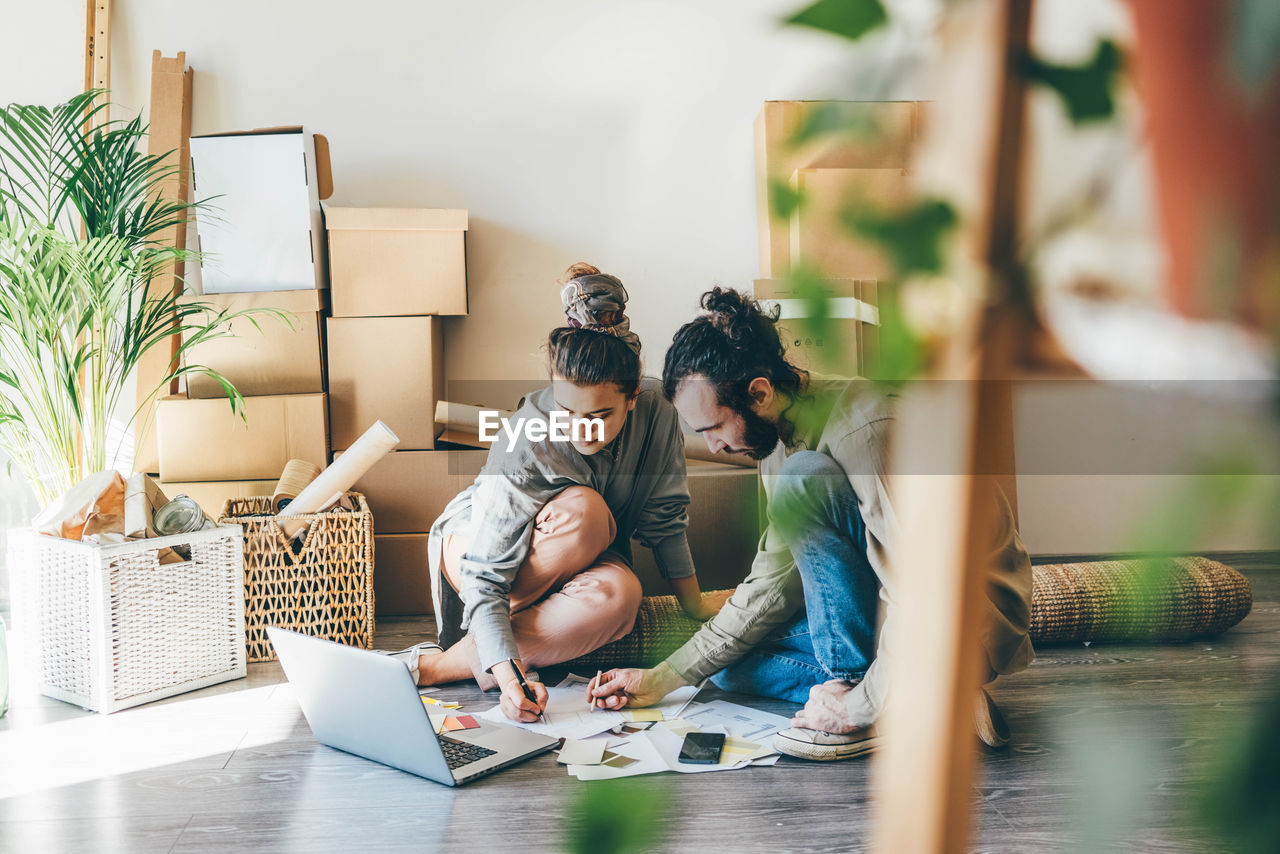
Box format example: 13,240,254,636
677,731,726,765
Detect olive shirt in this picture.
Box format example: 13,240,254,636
428,378,696,673
663,377,1036,727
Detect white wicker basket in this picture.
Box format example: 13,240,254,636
6,525,247,714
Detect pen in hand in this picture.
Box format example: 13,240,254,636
507,658,547,724
588,669,603,711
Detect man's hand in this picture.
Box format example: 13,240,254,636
588,662,686,710
791,679,864,734
498,676,548,723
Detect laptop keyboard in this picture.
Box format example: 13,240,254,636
440,736,497,770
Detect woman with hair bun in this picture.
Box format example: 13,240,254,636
381,264,723,723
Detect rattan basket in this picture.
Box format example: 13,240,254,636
219,493,374,662
6,526,247,714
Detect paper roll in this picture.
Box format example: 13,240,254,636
276,420,400,539
271,459,322,513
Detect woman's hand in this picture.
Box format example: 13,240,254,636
588,663,686,710
671,576,732,621
498,676,549,723
684,589,733,621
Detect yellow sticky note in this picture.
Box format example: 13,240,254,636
422,696,462,709
625,709,664,722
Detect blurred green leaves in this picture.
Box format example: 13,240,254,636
1199,688,1280,853
784,0,887,42
1020,40,1124,124
563,779,670,854
844,198,958,278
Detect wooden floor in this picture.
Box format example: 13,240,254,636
1,559,1275,853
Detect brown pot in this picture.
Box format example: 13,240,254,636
1125,0,1280,328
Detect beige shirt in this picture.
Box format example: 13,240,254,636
664,378,1035,726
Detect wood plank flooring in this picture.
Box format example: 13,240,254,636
1,564,1275,853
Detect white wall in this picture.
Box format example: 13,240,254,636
3,0,1276,562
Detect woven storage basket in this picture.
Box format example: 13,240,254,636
6,526,247,714
219,493,374,662
561,556,1253,672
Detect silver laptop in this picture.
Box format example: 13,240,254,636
267,627,558,786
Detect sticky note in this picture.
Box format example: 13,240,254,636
422,696,462,709
602,751,639,769
442,714,480,732
624,709,664,722
558,738,607,766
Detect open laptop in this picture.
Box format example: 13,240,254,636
268,627,558,786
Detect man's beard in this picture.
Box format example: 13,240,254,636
737,407,786,460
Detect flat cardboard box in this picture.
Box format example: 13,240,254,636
754,278,878,377
158,479,277,517
156,393,329,481
189,126,333,293
631,460,761,595
182,289,327,398
134,52,195,476
339,449,487,534
327,316,444,451
790,168,911,280
375,534,432,615
755,101,924,277
325,206,468,317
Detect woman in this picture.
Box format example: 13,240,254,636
386,263,719,723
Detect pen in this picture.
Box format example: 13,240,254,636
507,658,547,724
589,669,603,711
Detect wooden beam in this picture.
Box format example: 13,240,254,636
869,1,1033,851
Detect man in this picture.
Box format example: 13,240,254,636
589,287,1035,760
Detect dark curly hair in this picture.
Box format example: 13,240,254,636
661,287,808,417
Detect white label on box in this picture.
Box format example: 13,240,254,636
760,297,879,324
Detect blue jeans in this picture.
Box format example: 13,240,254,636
711,451,880,704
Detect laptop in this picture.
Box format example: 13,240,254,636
267,627,558,786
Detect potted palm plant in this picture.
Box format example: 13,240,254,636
0,91,281,712
0,90,272,505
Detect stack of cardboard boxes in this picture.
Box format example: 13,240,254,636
154,128,333,511
753,100,927,377
323,206,469,616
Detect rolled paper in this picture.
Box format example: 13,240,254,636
271,459,322,513
276,420,400,539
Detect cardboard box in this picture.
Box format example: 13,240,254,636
158,479,277,517
327,316,444,451
156,393,329,481
325,207,468,317
631,461,761,595
182,289,327,398
374,534,432,615
754,278,878,376
133,52,195,476
790,168,911,280
340,449,487,534
189,127,333,293
756,101,924,278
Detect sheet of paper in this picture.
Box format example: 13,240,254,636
680,700,792,742
558,738,607,766
478,674,624,740
569,732,669,781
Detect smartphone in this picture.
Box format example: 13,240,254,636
677,731,726,765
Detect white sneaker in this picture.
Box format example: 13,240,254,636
374,641,443,684
772,726,879,761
